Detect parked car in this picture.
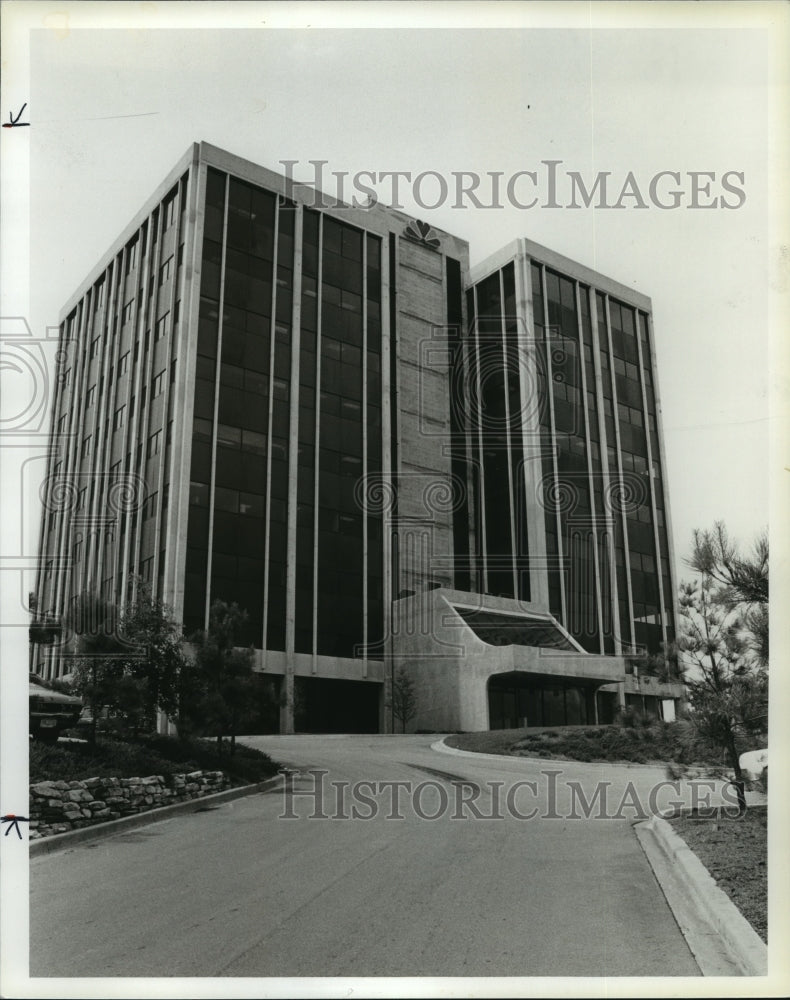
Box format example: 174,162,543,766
29,673,83,744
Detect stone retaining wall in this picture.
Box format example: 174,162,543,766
29,770,230,839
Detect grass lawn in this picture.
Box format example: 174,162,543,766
667,807,767,942
30,733,279,787
446,723,723,767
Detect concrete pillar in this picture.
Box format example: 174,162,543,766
280,672,295,733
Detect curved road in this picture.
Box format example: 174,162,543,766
30,734,701,978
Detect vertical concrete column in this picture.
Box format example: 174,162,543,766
151,175,190,603
514,244,549,609
310,214,325,685
53,296,90,630
634,312,668,650
602,297,636,649
575,281,605,652
643,310,679,646
498,268,519,599
282,202,303,736
589,292,623,655
381,234,394,733
470,283,488,594
203,175,229,630
170,149,203,623
539,261,567,623
361,235,369,680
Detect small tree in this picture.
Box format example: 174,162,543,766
389,667,417,734
67,585,188,740
117,581,186,732
626,642,683,685
677,574,767,812
182,600,257,754
65,591,126,745
688,522,768,665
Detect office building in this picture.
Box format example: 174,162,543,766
33,143,684,732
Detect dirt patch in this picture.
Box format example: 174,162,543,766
667,807,767,942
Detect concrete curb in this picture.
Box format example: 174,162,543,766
639,814,767,976
29,774,284,857
431,737,519,762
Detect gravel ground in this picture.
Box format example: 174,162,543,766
667,807,767,942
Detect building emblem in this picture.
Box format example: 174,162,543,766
403,219,441,251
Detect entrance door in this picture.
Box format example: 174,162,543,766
488,673,533,730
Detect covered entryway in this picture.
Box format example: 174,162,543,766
487,672,597,730
294,677,381,733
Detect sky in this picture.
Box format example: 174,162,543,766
4,2,787,586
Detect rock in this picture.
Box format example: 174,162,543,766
31,782,60,797
29,765,239,838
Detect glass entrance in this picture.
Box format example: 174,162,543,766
487,672,595,730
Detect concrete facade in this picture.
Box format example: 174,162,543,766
391,588,627,732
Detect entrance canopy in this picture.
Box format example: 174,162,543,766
453,607,581,651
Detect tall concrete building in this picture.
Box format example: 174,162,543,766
33,143,684,733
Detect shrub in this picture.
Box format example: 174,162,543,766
30,734,277,786
507,720,726,766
